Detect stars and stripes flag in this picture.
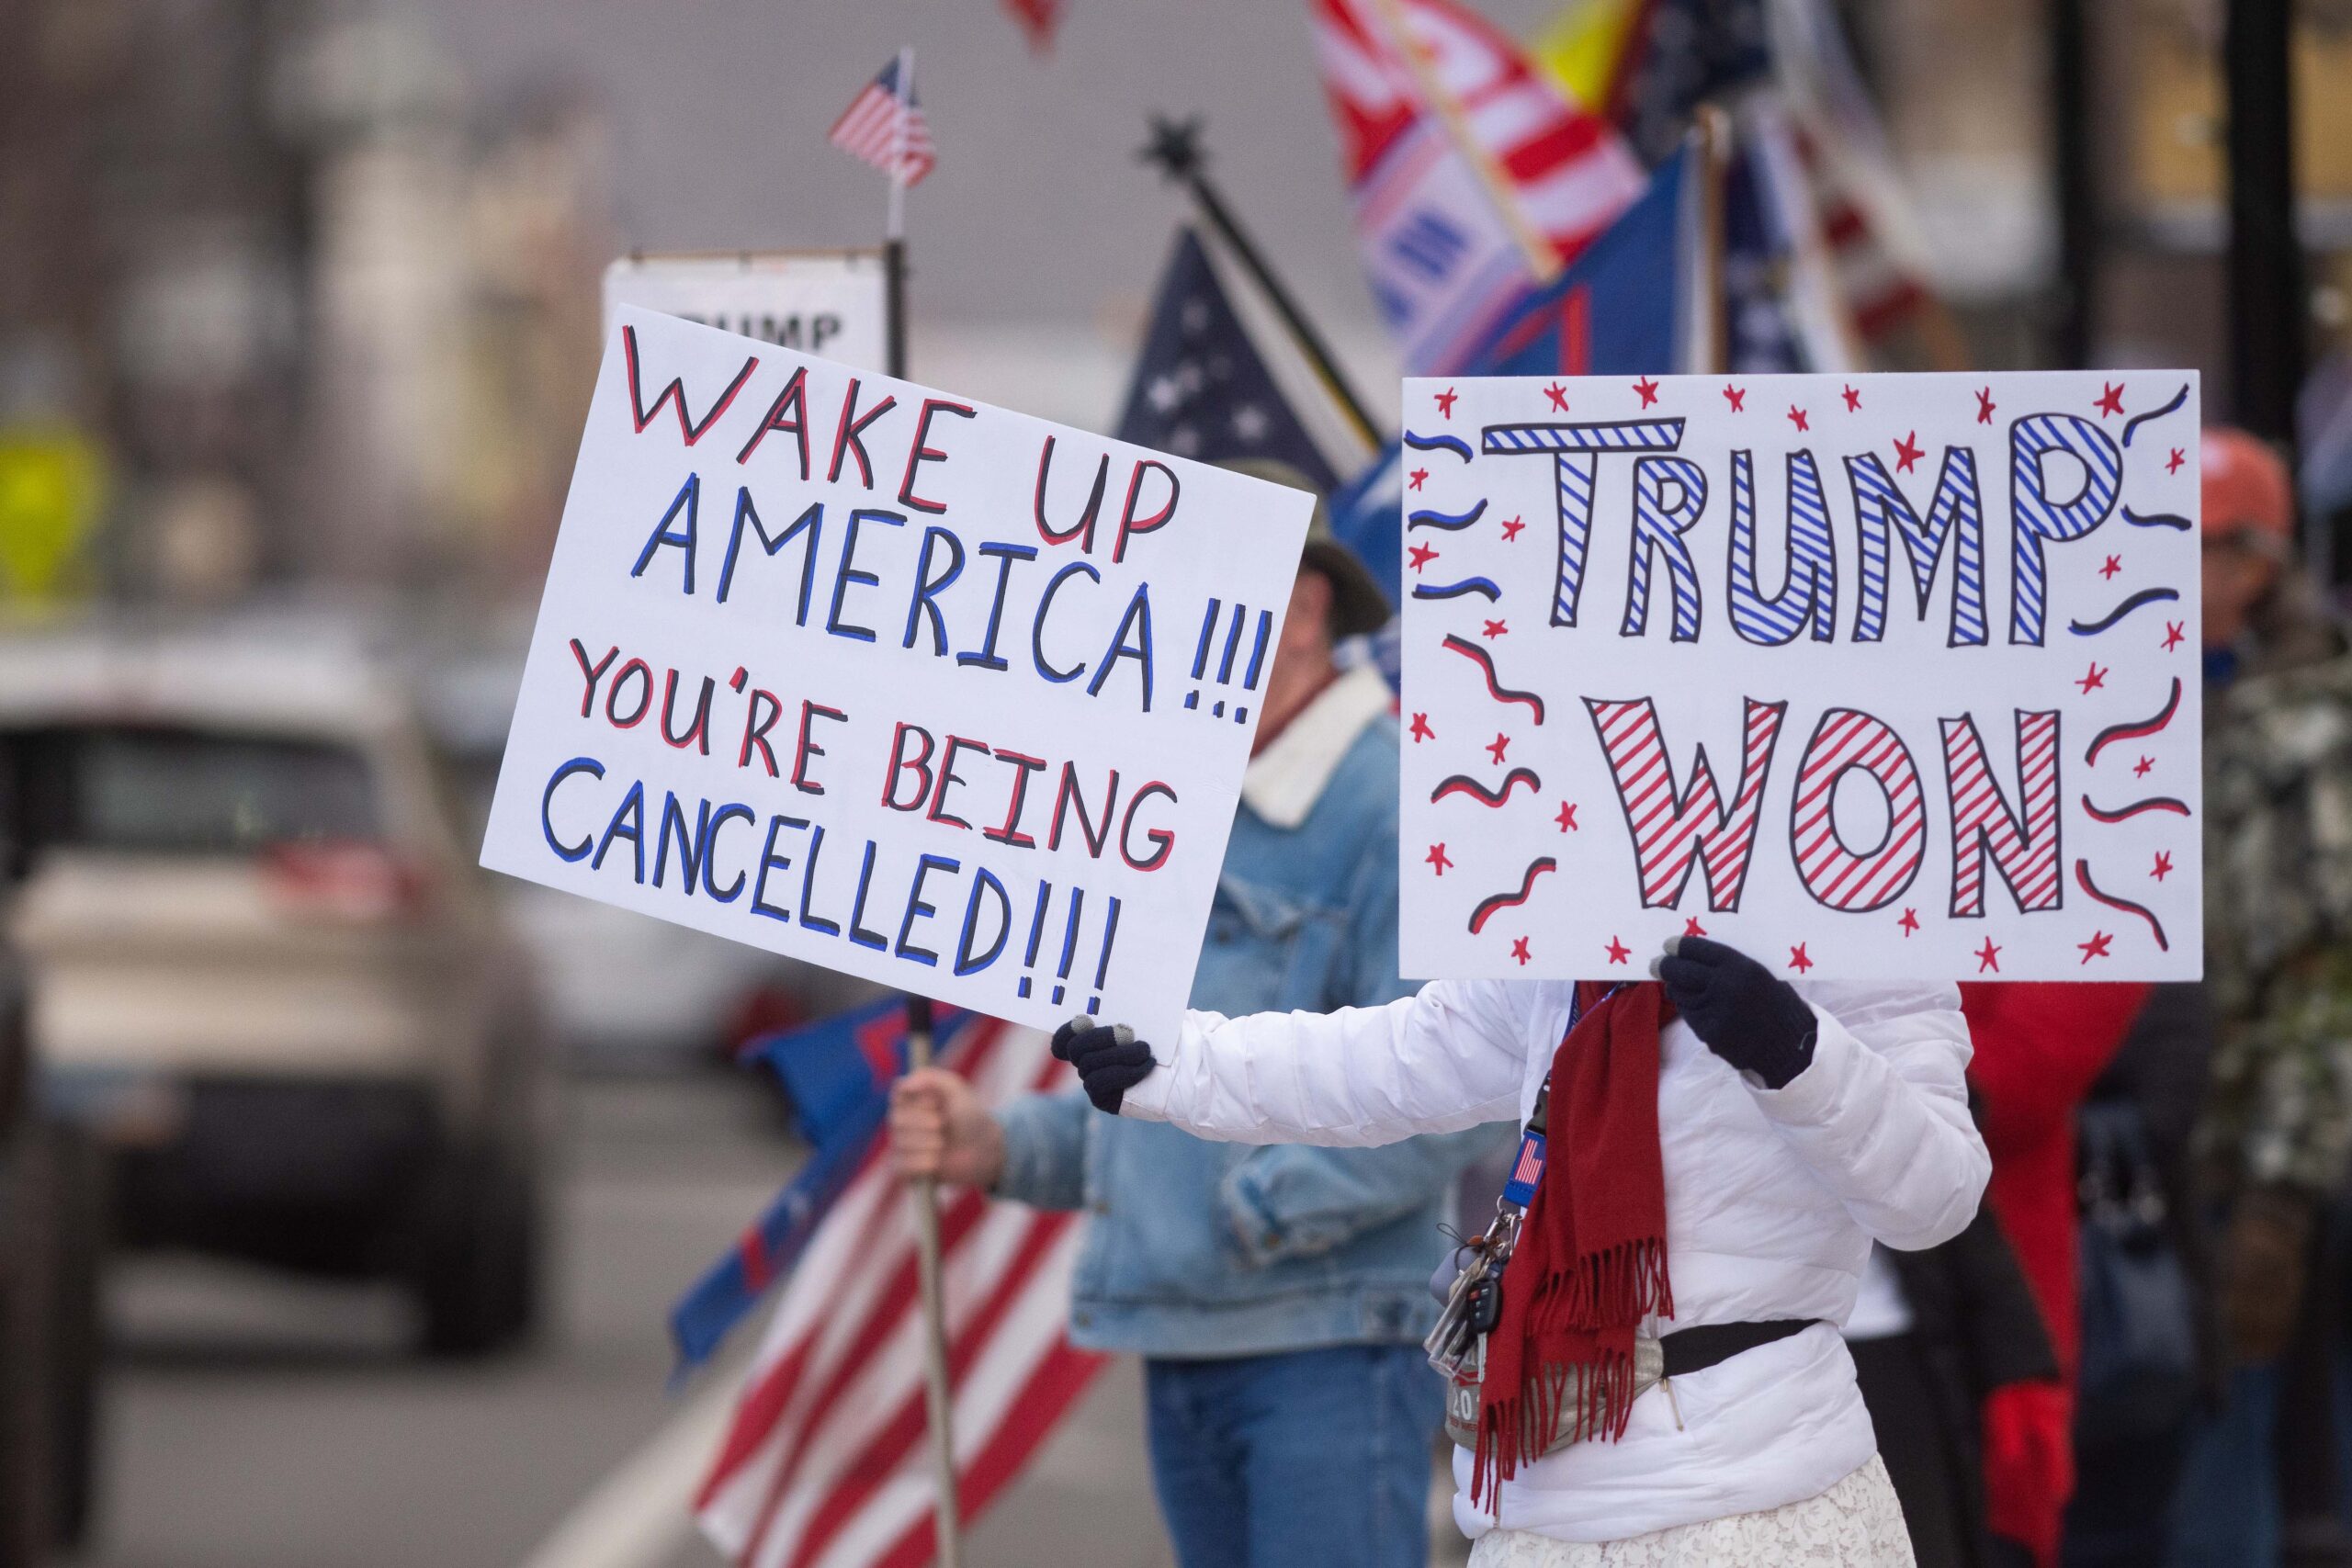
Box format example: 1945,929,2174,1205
1309,0,1645,376
695,1006,1105,1568
829,55,936,188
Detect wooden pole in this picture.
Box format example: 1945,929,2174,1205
902,994,961,1567
1366,0,1561,286
1693,106,1731,378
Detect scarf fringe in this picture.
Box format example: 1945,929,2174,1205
1469,1349,1642,1509
1560,1236,1674,1328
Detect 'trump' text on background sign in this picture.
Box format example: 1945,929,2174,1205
483,308,1316,1045
1399,371,2202,983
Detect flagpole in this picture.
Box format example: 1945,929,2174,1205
1693,105,1731,377
1140,118,1385,451
883,45,955,1564
886,45,911,379
1364,0,1562,286
902,994,962,1568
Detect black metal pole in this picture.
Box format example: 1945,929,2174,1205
2048,0,2095,367
885,237,908,379
1142,117,1386,448
2224,0,2301,446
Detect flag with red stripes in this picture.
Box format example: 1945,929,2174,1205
829,56,936,188
1308,0,1645,376
696,1016,1105,1568
1000,0,1063,52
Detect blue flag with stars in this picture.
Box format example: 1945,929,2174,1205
1115,228,1347,495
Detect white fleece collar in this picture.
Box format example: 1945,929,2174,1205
1239,663,1392,829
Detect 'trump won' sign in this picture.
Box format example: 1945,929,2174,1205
483,309,1315,1044
1399,371,2202,982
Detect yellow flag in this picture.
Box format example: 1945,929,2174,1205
1530,0,1645,113
0,426,106,602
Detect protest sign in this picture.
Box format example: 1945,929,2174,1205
1397,371,2202,982
482,308,1317,1045
603,252,889,367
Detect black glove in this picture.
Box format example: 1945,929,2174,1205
1052,1015,1156,1115
1652,935,1817,1089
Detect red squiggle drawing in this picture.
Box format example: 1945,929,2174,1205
2084,677,2181,765
1442,634,1547,723
1431,769,1543,807
2081,794,2191,823
1468,857,1558,934
2075,859,2169,951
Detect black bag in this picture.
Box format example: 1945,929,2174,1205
2074,1100,2199,1448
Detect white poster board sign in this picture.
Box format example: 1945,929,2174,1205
483,308,1316,1044
1398,371,2202,982
603,252,888,368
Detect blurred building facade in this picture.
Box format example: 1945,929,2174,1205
0,0,609,612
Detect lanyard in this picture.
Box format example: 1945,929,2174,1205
1499,982,1627,1209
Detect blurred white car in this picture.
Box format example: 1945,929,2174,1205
0,633,548,1355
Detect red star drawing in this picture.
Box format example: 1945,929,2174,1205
2166,446,2186,475
1485,733,1510,765
1633,377,1660,408
1555,801,1578,832
1481,618,1508,639
1975,937,2002,974
1408,540,1438,572
1408,712,1434,744
2095,381,2126,418
1499,514,1525,542
1408,468,1429,491
1898,908,1920,937
1723,384,1747,412
1684,917,1707,938
2133,755,2154,778
1510,936,1532,966
2152,851,2174,882
1426,843,1452,875
2162,621,2186,652
1841,385,1861,413
1605,936,1631,965
1544,382,1569,412
1975,387,1996,424
1894,432,1924,474
1789,942,1815,974
2099,554,2122,580
1435,387,1458,418
1787,405,1810,433
2076,662,2108,694
2078,930,2114,964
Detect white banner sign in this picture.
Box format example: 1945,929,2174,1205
484,308,1316,1044
603,252,888,368
1397,371,2202,982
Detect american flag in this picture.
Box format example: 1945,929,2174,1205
1309,0,1645,376
829,56,936,188
696,1014,1106,1568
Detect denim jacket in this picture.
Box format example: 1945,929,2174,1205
994,667,1505,1358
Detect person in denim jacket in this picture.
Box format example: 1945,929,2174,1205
891,463,1503,1568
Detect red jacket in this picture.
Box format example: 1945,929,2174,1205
1958,981,2148,1378
1959,981,2148,1567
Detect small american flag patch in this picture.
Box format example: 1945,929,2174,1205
1502,1129,1547,1206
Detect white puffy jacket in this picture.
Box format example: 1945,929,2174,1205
1120,977,1988,1544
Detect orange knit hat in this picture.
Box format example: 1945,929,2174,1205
2201,427,2294,547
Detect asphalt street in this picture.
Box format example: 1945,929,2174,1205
62,1073,1191,1568
68,1071,1456,1568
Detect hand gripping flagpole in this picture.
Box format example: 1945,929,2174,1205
902,994,962,1567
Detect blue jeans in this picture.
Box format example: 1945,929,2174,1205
1145,1343,1444,1568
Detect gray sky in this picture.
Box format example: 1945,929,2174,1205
400,0,1556,345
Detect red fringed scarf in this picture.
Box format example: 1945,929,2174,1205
1472,981,1675,1506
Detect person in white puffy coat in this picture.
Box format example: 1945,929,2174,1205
1056,938,1990,1567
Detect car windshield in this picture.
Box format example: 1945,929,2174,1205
17,727,381,854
